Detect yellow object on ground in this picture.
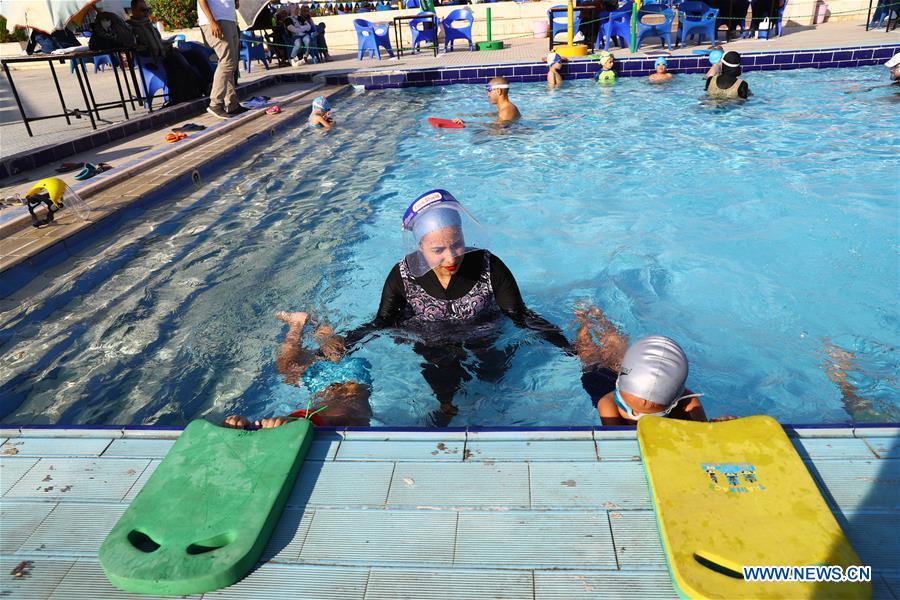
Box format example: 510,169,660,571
26,177,67,206
637,416,870,599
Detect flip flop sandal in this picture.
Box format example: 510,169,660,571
55,162,84,173
74,163,100,181
266,105,282,115
172,123,206,133
165,132,188,143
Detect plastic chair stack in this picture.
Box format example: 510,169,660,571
409,13,438,50
353,19,394,59
239,32,270,72
677,1,719,46
442,8,475,51
773,0,789,35
602,9,632,50
549,5,582,42
635,4,674,50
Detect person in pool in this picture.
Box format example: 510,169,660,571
595,51,617,84
704,50,750,100
308,96,334,129
341,189,571,425
454,76,521,126
573,306,727,425
223,311,372,429
545,51,566,87
648,57,673,83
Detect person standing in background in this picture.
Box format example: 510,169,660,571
198,0,246,118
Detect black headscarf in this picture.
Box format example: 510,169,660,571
716,51,743,89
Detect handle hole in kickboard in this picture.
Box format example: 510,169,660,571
127,530,161,553
693,552,745,579
186,532,235,555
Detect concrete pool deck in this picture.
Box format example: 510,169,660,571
0,425,897,598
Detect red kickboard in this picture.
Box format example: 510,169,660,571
428,117,464,129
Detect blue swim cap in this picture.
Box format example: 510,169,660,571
655,57,668,68
402,189,464,244
312,96,331,112
411,206,462,244
708,49,724,65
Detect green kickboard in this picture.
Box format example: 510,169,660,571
100,419,313,596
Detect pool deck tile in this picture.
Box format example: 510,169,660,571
534,571,679,600
454,511,616,569
0,427,896,598
0,437,113,458
365,568,532,600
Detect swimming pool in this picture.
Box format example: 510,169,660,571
1,65,898,427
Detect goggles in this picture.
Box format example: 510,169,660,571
485,83,510,92
613,382,703,421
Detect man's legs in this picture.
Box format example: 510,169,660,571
203,20,241,112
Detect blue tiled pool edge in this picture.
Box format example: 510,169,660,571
327,43,900,89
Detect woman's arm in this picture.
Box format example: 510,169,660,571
490,254,573,353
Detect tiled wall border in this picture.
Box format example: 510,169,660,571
0,72,314,182
327,43,900,89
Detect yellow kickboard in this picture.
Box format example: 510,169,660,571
637,415,870,599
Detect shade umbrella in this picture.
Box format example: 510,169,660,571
0,0,127,32
237,0,273,29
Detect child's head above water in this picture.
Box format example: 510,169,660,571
311,95,331,115
654,56,668,74
597,51,614,70
614,336,691,420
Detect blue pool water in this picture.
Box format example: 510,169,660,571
1,66,898,427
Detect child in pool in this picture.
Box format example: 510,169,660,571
595,51,617,84
648,57,673,83
223,311,372,429
308,95,334,129
545,51,566,87
574,305,732,426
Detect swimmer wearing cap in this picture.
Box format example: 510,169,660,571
574,306,729,425
545,51,566,88
648,56,673,84
593,51,617,84
454,76,521,127
704,50,750,99
308,95,335,129
340,189,571,425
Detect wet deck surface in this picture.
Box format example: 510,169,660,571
0,426,897,599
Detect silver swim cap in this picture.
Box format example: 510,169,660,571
617,336,688,407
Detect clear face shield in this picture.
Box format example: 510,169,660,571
400,190,489,278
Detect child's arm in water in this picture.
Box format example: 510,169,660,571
309,113,333,129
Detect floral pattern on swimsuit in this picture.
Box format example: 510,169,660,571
398,250,496,325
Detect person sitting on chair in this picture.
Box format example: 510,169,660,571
128,0,212,102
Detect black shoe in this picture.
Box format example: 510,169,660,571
227,105,249,116
207,105,230,119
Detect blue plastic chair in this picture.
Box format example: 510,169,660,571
409,13,438,50
549,5,582,42
635,6,674,50
442,8,475,51
137,60,169,108
406,0,421,6
677,1,718,46
602,10,632,50
70,53,115,74
353,19,394,59
239,32,270,72
376,1,392,10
